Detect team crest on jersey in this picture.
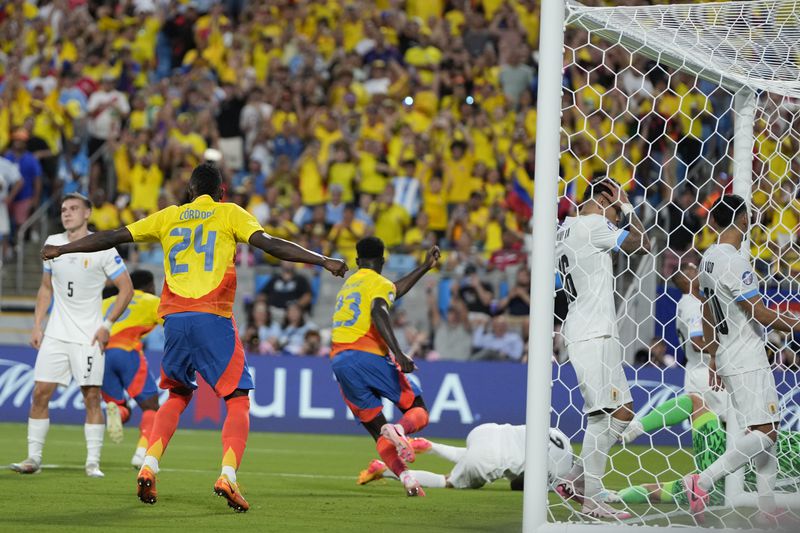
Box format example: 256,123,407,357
83,258,91,269
768,402,777,415
742,271,754,285
611,388,619,401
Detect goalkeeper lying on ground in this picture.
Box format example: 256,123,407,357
610,392,800,506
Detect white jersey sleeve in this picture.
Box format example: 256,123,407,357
699,244,766,376
43,233,128,345
589,216,629,252
676,293,705,370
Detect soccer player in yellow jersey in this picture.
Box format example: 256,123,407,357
331,236,440,497
42,163,347,512
100,270,162,469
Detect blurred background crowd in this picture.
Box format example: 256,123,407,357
1,0,799,363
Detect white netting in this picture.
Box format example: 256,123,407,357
546,1,800,529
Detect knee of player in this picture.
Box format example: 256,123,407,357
752,423,778,442
32,384,54,406
81,386,102,407
138,395,160,411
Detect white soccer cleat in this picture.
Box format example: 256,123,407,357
106,402,124,444
380,423,415,463
131,448,146,469
598,489,621,504
620,420,644,444
402,474,426,497
10,457,41,474
85,463,105,478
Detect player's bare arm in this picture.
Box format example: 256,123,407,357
371,298,414,373
30,272,53,349
394,246,440,299
41,227,133,259
94,271,134,349
248,231,347,277
737,294,800,333
603,184,651,255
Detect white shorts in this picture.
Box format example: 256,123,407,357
449,425,503,489
685,366,729,420
568,337,632,414
34,336,104,387
723,368,781,427
0,203,9,237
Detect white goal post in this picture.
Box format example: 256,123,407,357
525,1,800,531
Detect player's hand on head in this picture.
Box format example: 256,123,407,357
41,244,60,261
30,327,43,349
323,257,348,277
92,326,110,349
425,245,441,269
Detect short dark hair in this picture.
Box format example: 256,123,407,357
710,194,747,228
190,162,223,198
356,236,384,260
130,269,155,291
581,177,616,204
62,192,91,208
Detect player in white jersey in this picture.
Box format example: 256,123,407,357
10,193,133,478
357,424,573,491
554,177,650,519
683,194,800,526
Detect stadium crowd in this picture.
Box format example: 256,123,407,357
1,0,799,361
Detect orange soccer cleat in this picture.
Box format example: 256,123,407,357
357,460,387,485
137,466,158,505
214,474,250,513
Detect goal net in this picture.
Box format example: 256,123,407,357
528,1,800,531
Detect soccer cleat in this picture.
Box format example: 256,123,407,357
582,501,632,520
357,460,387,485
85,463,105,478
105,402,124,444
380,423,415,463
214,474,250,512
597,489,620,504
682,474,708,523
410,437,432,454
556,481,585,505
9,457,41,474
131,448,145,469
620,420,644,444
137,466,158,504
402,474,425,497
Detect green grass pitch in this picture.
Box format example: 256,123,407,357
0,423,758,531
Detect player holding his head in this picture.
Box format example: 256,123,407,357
100,269,163,468
12,193,134,478
42,163,347,512
683,194,800,524
623,261,727,444
330,236,439,497
554,177,650,519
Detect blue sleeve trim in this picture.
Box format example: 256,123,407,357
735,289,760,302
108,265,127,280
614,230,630,251
43,266,51,273
689,330,704,338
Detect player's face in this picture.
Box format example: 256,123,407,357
61,199,90,231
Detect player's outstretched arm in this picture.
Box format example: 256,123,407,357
30,272,53,349
41,228,133,260
394,245,440,299
371,298,415,373
738,294,800,333
248,232,347,277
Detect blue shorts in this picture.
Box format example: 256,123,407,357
162,312,253,398
102,348,159,405
331,350,422,422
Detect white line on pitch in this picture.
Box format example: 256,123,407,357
10,464,354,481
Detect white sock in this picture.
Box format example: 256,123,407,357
753,447,778,513
221,465,237,483
430,442,467,463
28,418,50,463
85,424,104,465
698,430,773,491
581,414,628,503
382,468,447,488
143,455,160,473
134,446,146,457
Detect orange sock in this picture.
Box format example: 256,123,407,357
399,407,429,435
118,404,131,424
221,396,250,475
377,436,407,476
138,409,156,450
145,392,192,463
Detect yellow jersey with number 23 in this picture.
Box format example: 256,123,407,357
331,268,396,357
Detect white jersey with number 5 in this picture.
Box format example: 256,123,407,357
556,214,629,345
42,232,127,345
698,243,766,376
